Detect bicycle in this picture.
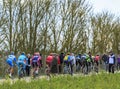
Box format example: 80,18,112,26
5,67,12,79
63,64,71,75
82,64,88,74
18,64,26,79
5,64,17,79
76,60,82,72
81,60,89,74
93,62,99,73
45,65,51,78
33,69,38,78
32,66,39,78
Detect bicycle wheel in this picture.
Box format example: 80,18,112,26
33,71,36,78
94,66,98,73
83,65,88,74
68,66,71,74
18,67,25,79
5,68,10,79
63,65,68,74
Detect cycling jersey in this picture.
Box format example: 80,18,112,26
31,52,41,68
18,55,27,62
32,55,40,62
85,55,91,62
17,54,27,74
6,54,16,67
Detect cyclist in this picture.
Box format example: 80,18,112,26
94,55,100,66
17,52,27,76
59,53,65,73
85,53,91,73
69,53,75,75
81,53,91,74
31,52,41,76
76,53,82,71
81,54,87,73
93,55,100,73
46,53,53,67
63,53,70,74
6,52,17,77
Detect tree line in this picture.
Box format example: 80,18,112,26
0,0,120,55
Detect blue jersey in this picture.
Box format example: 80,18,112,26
18,54,27,62
7,55,16,62
68,55,71,62
76,55,81,60
32,55,40,62
81,55,86,60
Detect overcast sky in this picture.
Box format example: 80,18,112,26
89,0,120,15
0,0,120,16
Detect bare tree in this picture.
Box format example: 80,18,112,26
90,11,120,54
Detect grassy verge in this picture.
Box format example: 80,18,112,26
0,72,120,89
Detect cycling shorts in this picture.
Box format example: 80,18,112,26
32,62,38,68
6,59,13,67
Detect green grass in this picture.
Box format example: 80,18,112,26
0,73,120,89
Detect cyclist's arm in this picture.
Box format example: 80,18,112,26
14,57,17,64
24,56,27,64
30,56,33,64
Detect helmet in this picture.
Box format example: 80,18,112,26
21,52,25,55
10,51,14,55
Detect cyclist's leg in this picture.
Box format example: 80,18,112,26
81,61,85,73
86,61,89,73
17,62,24,76
76,60,79,72
6,60,13,77
45,64,50,77
31,62,36,76
88,62,91,73
31,62,34,76
95,61,98,73
23,61,26,71
68,62,71,74
22,62,26,75
17,62,21,76
78,60,81,71
63,61,67,73
96,61,99,72
10,66,13,76
36,62,39,74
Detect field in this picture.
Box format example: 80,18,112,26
0,72,120,89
